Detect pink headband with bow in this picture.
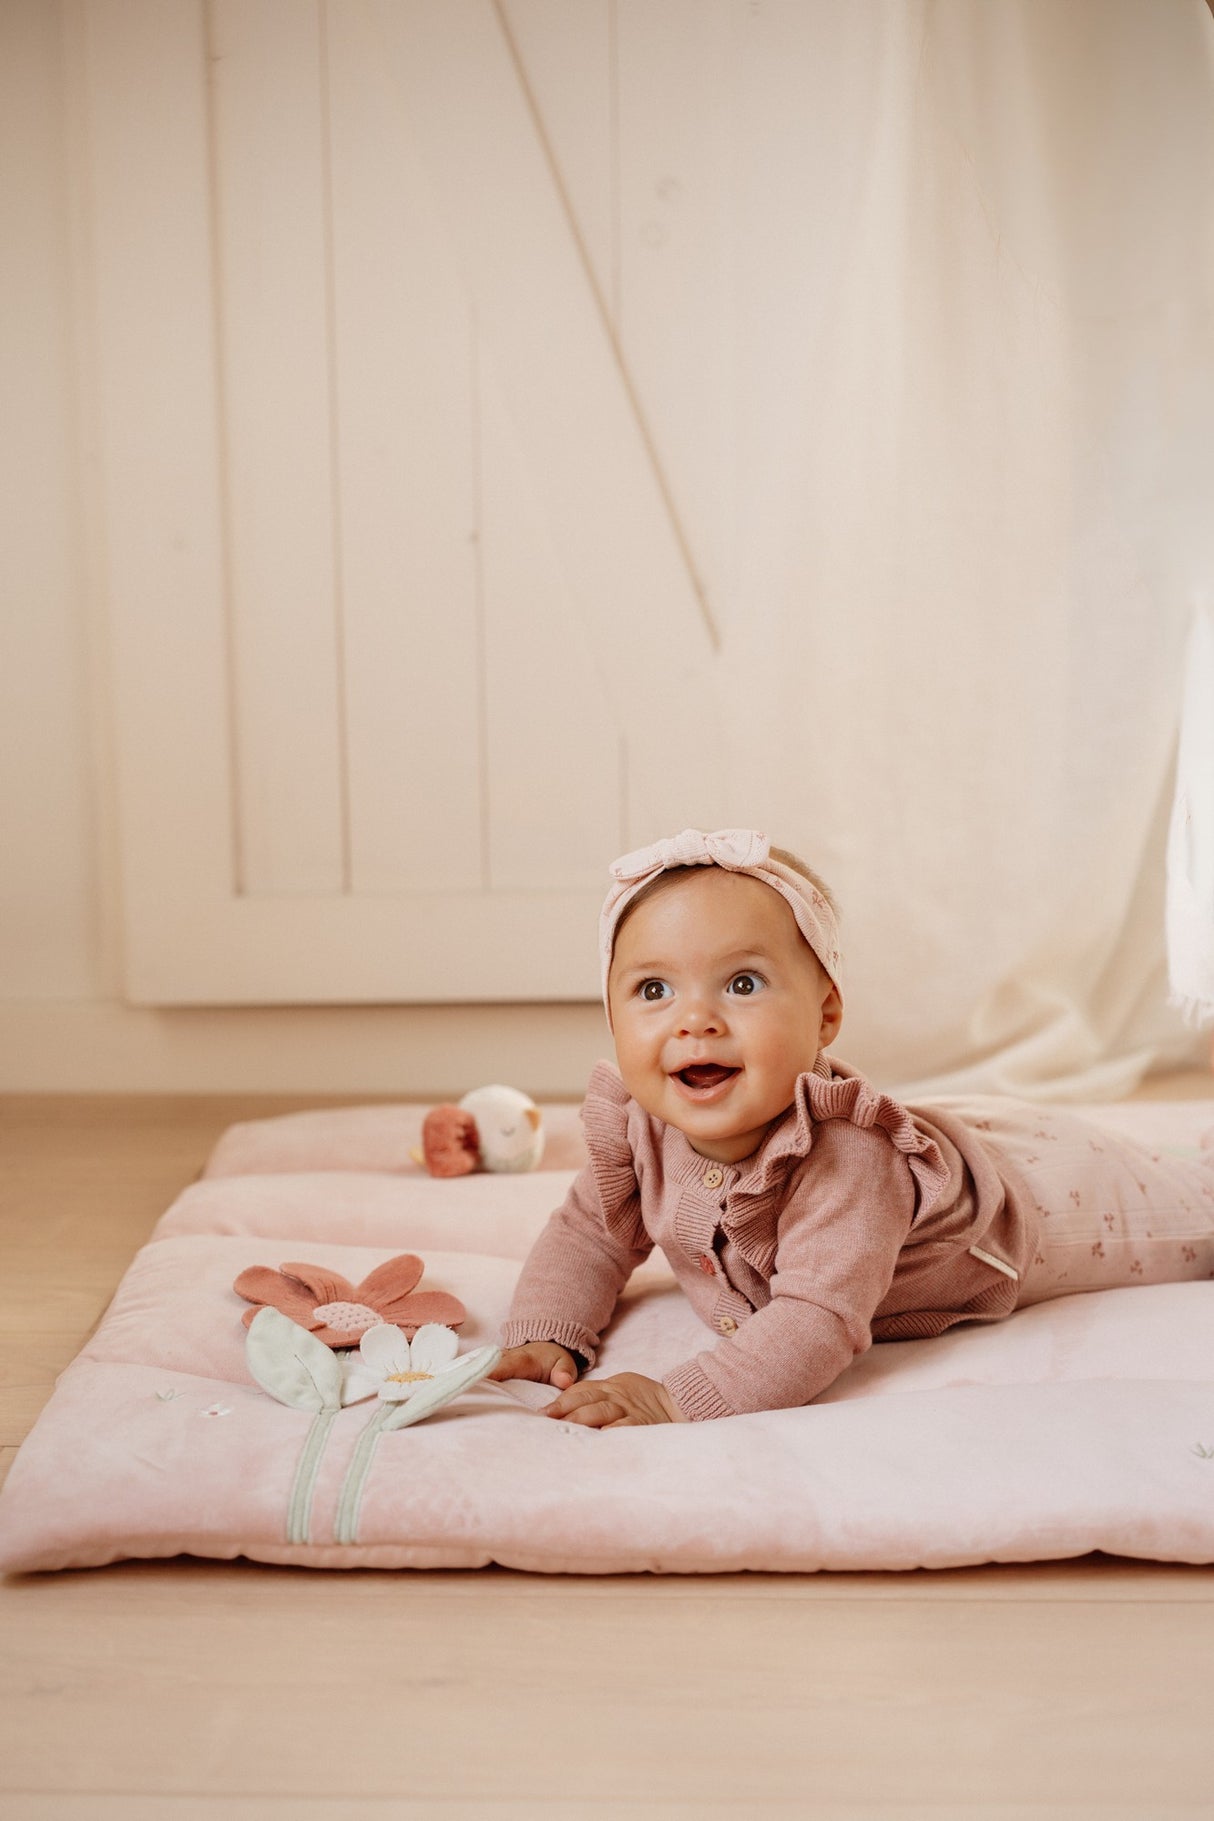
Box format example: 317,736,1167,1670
599,827,843,1008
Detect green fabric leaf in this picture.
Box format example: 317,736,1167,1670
246,1308,344,1412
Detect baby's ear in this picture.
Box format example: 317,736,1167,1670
818,980,844,1045
525,1105,542,1133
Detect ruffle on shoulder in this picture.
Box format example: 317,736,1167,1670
580,1060,648,1246
750,1060,954,1221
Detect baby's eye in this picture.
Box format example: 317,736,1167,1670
638,978,672,1002
726,972,764,996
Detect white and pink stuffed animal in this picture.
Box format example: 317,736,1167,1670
418,1085,545,1178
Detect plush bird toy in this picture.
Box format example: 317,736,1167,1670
419,1084,545,1177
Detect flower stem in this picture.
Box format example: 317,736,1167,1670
286,1408,338,1545
333,1403,392,1545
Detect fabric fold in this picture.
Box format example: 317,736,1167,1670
1167,605,1214,1028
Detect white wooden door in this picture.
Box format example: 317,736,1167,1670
79,0,740,1002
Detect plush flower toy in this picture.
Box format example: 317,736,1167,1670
233,1254,465,1347
418,1084,545,1178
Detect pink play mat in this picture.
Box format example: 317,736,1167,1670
2,1096,1212,1574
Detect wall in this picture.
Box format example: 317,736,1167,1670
3,2,1210,1098
0,1,607,1094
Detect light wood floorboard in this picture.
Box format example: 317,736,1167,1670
2,1082,1214,1815
2,1806,1209,1821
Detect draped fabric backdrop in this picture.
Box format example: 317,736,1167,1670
700,0,1214,1097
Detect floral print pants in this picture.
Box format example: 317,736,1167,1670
949,1100,1214,1306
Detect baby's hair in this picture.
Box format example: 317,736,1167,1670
611,842,839,950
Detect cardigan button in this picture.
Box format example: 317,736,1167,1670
717,1315,738,1335
698,1253,716,1275
701,1163,725,1190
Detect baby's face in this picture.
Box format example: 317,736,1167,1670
607,869,842,1164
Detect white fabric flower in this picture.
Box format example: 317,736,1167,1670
340,1322,500,1422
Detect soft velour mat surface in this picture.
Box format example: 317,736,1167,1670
2,1099,1213,1575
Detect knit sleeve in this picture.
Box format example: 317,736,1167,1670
662,1116,918,1419
500,1063,653,1367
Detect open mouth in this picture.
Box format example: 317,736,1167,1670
675,1063,740,1091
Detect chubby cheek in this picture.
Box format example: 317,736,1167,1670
612,1022,667,1099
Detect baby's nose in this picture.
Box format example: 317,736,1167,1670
679,995,723,1035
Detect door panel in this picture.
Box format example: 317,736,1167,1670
82,0,725,1003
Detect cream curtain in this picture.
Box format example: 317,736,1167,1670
706,0,1214,1096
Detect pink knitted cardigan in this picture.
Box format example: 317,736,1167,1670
501,1058,1040,1420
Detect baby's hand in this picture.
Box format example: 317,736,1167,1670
542,1371,685,1428
488,1342,579,1391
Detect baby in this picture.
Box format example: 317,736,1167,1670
489,827,1214,1425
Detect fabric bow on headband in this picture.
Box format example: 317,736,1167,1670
610,827,772,882
599,826,843,1007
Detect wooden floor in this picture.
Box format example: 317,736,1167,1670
3,1083,1214,1820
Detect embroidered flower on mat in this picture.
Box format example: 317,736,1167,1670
340,1322,477,1405
233,1255,466,1349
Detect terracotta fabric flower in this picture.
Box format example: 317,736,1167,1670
233,1254,466,1348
